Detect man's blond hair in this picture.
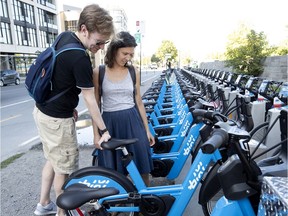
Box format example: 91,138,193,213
77,4,114,36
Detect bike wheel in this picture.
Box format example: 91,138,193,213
249,122,269,144
62,166,139,216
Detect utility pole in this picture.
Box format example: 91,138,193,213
135,20,145,85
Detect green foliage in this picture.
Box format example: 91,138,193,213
151,54,161,63
225,27,271,76
270,40,288,56
183,57,191,66
156,40,178,63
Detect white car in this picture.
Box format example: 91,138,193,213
150,63,158,69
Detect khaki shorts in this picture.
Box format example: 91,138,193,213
33,107,79,174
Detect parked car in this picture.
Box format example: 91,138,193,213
150,63,158,69
0,69,20,87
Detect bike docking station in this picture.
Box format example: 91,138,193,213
55,68,287,216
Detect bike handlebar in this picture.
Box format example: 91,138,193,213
192,109,224,122
201,128,229,154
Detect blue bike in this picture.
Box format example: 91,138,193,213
57,115,251,216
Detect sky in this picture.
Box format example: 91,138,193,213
61,0,288,61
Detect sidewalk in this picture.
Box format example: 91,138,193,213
0,75,202,215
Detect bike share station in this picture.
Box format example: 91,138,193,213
57,68,287,216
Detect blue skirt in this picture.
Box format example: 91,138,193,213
98,106,153,175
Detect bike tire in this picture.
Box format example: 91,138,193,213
199,162,224,216
62,166,138,216
201,189,224,216
249,122,269,144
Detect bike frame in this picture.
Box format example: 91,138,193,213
152,121,203,180
65,146,221,216
211,196,255,216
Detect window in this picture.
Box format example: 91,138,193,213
27,27,37,47
0,22,12,44
39,30,46,48
14,25,25,45
65,20,77,32
37,0,56,10
0,0,9,17
38,9,55,28
12,0,35,24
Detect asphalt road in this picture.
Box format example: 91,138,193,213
0,70,160,162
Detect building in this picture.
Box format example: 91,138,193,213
1,0,58,74
0,0,128,74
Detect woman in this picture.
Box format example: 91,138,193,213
93,31,154,185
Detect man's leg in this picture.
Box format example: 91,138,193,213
34,160,57,215
54,172,68,216
39,160,55,206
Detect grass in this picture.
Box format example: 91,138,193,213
0,153,24,169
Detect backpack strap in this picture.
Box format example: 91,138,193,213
43,34,86,105
127,65,137,99
127,65,136,86
98,65,106,97
44,88,72,104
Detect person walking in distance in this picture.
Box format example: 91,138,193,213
93,31,155,186
33,4,114,216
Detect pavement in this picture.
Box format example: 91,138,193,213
0,74,203,215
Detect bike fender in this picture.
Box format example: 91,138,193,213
198,163,221,205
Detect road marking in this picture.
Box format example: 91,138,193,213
0,114,22,123
19,136,40,147
0,99,33,109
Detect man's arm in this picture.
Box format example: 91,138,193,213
81,88,110,147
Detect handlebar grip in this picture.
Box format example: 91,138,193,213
201,128,228,154
192,109,207,118
190,102,203,111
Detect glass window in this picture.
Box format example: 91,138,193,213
0,22,12,44
0,0,9,17
65,20,77,32
27,27,37,47
12,0,35,24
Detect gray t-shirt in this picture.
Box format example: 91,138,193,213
102,72,135,112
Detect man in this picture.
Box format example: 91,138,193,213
33,4,114,216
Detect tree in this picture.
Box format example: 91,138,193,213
225,26,271,76
156,40,178,65
151,54,161,63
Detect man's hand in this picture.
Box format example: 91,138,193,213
73,109,78,121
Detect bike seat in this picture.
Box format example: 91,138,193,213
101,138,138,150
56,183,119,210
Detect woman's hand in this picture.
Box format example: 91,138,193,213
94,135,102,149
95,132,111,150
147,131,155,146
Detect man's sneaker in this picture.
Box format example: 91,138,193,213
34,201,57,215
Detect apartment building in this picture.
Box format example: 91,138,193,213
0,0,58,74
0,0,128,74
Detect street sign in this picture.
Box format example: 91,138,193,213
134,33,141,44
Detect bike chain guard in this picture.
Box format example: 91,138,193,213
152,140,173,153
140,194,175,216
150,159,174,177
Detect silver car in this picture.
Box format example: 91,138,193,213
0,69,20,87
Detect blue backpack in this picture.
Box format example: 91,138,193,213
25,32,86,104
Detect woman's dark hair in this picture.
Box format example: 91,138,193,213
105,31,137,68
